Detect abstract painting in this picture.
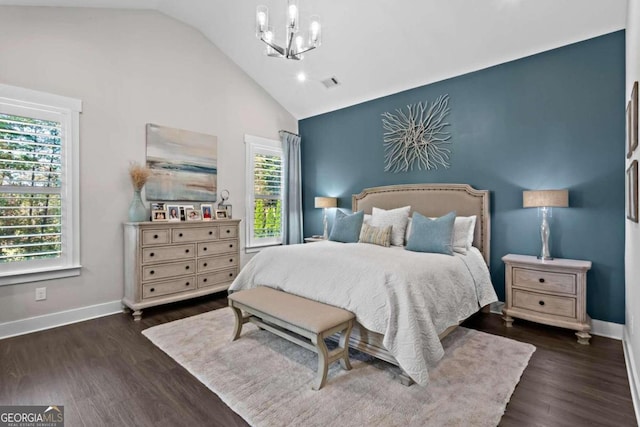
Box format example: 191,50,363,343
145,124,217,201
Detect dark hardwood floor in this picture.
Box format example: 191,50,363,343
0,294,636,426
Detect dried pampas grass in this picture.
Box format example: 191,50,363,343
129,162,151,191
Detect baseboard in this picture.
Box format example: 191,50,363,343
489,301,622,340
623,328,640,424
0,300,122,340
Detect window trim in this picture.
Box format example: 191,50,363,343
0,83,82,286
244,134,284,250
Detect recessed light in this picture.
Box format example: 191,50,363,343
297,72,306,82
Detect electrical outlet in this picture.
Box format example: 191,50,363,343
35,287,46,301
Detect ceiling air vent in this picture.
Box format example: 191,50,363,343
321,76,340,89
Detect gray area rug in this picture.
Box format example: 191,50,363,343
143,308,535,427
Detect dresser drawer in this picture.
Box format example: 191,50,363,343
198,254,238,273
142,244,195,263
197,240,238,257
513,267,576,295
142,276,195,299
142,229,170,246
198,268,237,288
513,289,576,318
142,260,195,281
219,225,238,239
172,226,219,243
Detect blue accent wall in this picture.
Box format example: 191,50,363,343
299,31,625,324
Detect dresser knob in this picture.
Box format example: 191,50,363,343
150,253,154,257
153,234,158,239
203,278,208,283
150,287,155,292
185,282,190,286
204,263,208,267
229,258,233,263
185,249,190,253
226,229,231,234
229,244,233,248
209,231,213,235
150,270,155,275
203,247,208,251
185,265,190,270
539,300,545,306
229,273,233,277
179,233,183,237
539,278,545,283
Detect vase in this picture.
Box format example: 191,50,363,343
128,189,147,222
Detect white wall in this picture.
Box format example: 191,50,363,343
0,7,297,325
625,0,640,418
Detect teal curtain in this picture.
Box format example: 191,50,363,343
280,130,303,244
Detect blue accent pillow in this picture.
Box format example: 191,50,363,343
329,210,364,243
406,211,456,255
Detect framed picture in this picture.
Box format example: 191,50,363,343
151,209,168,221
628,160,638,223
628,81,638,159
215,209,228,220
186,208,201,221
201,204,213,221
151,202,165,211
167,205,181,221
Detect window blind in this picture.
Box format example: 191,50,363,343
253,152,283,239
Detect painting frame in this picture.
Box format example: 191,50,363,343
628,81,639,159
628,160,638,223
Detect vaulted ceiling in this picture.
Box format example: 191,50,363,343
0,0,628,118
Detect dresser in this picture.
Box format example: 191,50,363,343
502,254,592,344
123,219,241,321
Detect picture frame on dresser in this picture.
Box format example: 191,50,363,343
152,209,168,221
627,160,638,223
186,208,201,221
201,204,213,221
215,209,228,220
167,205,180,221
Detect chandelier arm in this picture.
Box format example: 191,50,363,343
285,30,295,57
259,38,286,56
294,45,316,55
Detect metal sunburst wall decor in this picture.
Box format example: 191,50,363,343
381,94,452,173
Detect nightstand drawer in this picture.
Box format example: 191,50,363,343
513,267,576,295
513,289,576,318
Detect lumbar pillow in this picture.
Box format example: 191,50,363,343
359,223,392,247
406,211,456,255
329,210,364,243
371,206,411,246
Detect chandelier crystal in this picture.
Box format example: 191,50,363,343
255,1,321,60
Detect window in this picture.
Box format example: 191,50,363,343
0,84,82,286
245,135,284,248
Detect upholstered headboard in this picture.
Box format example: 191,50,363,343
352,183,490,264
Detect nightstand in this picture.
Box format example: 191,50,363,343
502,254,592,344
304,237,326,243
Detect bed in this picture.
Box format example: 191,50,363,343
229,183,498,386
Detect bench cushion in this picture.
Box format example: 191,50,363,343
228,287,354,334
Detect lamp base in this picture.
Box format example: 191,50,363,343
537,256,554,261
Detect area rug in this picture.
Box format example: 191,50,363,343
142,308,535,427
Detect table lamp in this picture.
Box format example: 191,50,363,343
523,189,569,260
314,196,337,239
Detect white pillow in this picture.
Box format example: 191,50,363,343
371,206,411,246
405,215,476,253
364,214,372,225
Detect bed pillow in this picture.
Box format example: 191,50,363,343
329,210,364,243
371,206,411,246
406,211,456,255
405,215,476,253
359,223,392,247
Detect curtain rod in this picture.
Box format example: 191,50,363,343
279,130,299,137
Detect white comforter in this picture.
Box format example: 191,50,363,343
229,241,498,386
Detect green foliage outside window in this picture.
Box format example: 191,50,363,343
253,154,282,239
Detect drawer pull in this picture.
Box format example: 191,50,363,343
204,263,208,267
185,249,190,253
539,300,545,306
153,234,158,239
150,252,155,257
179,233,183,237
229,244,233,248
203,278,208,283
150,287,155,292
150,270,155,275
209,231,213,235
226,229,230,234
185,282,190,287
203,247,208,251
229,258,233,263
185,265,190,270
229,273,233,277
539,278,545,283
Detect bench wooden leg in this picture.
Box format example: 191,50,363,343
338,320,353,371
312,334,330,391
229,303,244,341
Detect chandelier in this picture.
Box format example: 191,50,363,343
255,1,321,60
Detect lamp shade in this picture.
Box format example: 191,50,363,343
314,196,337,209
523,190,569,208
